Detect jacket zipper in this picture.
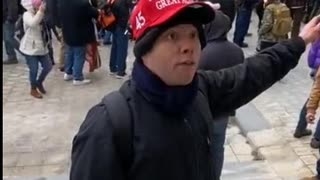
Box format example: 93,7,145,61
184,118,199,179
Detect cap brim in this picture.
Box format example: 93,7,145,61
150,1,217,28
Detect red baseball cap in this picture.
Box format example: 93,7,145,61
129,0,218,40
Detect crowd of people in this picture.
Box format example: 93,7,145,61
3,0,134,98
3,0,320,179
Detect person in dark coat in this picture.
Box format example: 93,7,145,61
255,0,265,28
45,0,62,29
46,0,66,70
42,0,63,66
304,0,320,23
220,0,237,24
59,0,99,85
283,0,308,38
3,0,20,64
208,0,237,25
200,12,244,71
69,0,320,178
108,0,133,78
199,11,244,179
233,0,259,48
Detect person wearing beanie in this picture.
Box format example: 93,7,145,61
199,11,244,179
70,0,320,177
19,0,53,99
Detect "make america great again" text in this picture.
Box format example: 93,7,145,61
155,0,194,10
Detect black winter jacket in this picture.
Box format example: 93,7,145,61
70,37,306,180
45,0,62,28
59,0,99,46
112,0,132,29
3,0,19,23
211,0,237,23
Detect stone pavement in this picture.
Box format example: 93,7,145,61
3,35,255,178
2,14,317,179
248,45,320,177
3,39,132,176
239,16,319,178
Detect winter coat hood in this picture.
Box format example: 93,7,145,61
204,11,231,42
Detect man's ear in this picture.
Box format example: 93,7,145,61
141,52,150,65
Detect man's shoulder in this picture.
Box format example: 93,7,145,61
78,80,133,138
78,102,111,138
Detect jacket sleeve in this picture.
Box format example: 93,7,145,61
198,37,306,116
23,11,45,27
307,68,320,114
70,103,125,180
308,41,320,68
258,7,273,36
7,0,19,22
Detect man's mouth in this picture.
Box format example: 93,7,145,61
178,61,195,66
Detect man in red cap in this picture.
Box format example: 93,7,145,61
69,0,320,178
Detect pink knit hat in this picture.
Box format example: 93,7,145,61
32,0,42,9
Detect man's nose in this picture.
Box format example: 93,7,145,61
179,39,195,54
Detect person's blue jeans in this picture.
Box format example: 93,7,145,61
233,6,253,45
103,30,112,44
65,45,86,81
211,116,229,179
296,99,320,140
109,26,129,76
3,21,20,59
25,54,52,88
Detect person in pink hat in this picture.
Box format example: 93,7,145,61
69,0,320,177
19,0,52,98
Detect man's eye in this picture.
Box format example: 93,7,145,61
190,32,198,39
168,32,177,40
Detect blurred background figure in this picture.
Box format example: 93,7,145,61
199,11,245,179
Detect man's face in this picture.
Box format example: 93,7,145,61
142,24,201,86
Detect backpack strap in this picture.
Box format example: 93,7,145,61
102,87,133,177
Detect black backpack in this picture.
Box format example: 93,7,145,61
102,86,133,176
